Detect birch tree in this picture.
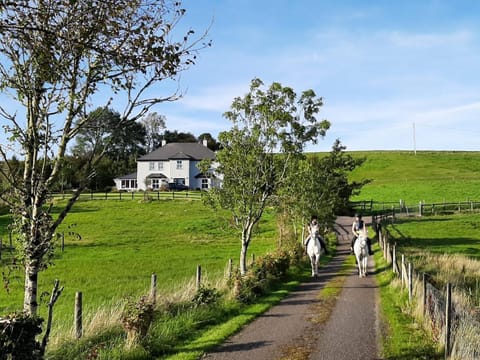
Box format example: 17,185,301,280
200,78,330,275
0,0,209,317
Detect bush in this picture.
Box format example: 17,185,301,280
121,296,155,350
192,285,221,307
229,248,293,304
0,313,43,360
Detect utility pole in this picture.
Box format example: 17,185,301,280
413,121,417,156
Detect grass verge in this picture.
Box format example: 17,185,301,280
374,244,442,359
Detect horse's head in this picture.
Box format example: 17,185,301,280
357,227,368,244
309,221,320,237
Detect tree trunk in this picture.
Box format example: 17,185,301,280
24,259,40,316
239,241,248,275
240,222,255,275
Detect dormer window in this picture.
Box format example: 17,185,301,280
176,160,183,170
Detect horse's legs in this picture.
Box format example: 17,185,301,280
355,255,360,276
310,255,315,277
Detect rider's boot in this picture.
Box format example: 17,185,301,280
367,238,374,255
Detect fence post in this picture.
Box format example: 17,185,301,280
61,232,65,252
445,283,452,359
196,265,201,290
227,258,233,279
401,254,405,286
251,253,255,264
150,273,157,304
392,244,397,273
386,242,391,263
75,292,83,339
383,233,388,259
419,201,423,216
408,262,413,302
422,273,427,316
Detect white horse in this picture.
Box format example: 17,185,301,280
353,227,369,277
304,221,322,277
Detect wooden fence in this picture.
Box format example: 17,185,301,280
52,190,203,202
352,199,480,217
374,218,480,359
67,255,252,340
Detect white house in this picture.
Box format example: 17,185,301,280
114,140,217,191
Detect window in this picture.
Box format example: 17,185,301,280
157,162,163,170
201,178,208,189
151,179,160,190
176,160,183,170
121,180,137,189
149,162,154,170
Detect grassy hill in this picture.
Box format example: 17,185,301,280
347,151,480,203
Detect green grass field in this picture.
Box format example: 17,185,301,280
1,150,480,358
0,199,278,341
349,151,480,203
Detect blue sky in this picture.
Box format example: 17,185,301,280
153,0,480,152
1,1,480,153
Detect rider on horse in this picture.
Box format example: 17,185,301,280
350,213,373,255
306,215,329,255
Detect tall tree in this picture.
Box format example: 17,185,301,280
198,132,221,150
0,0,209,321
200,78,330,275
162,129,197,143
278,140,368,239
139,112,166,153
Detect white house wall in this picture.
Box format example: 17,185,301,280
137,161,150,190
168,159,187,185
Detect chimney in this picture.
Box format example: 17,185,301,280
202,137,208,147
161,139,166,146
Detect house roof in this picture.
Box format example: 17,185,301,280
138,142,215,161
115,172,137,180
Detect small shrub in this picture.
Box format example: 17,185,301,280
121,295,155,350
228,248,294,304
230,270,266,304
192,285,221,307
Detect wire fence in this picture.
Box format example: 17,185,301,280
373,216,480,359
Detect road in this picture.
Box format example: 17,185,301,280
202,216,379,360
